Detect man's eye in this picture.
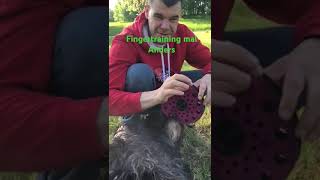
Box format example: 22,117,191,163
154,16,163,20
170,18,179,22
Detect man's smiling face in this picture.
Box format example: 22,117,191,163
145,0,181,39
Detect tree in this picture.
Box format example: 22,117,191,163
109,9,114,22
113,0,210,21
113,0,147,22
182,0,211,17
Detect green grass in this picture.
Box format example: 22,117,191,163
180,17,211,31
225,0,277,31
286,110,320,180
109,21,132,47
0,172,37,180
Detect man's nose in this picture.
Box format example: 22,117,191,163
160,19,170,29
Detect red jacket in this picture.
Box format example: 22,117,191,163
213,0,320,45
0,0,104,171
109,11,212,116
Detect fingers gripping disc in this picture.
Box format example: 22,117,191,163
213,75,301,180
161,86,205,124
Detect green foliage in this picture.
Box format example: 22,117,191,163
182,0,211,17
113,0,146,22
122,0,147,13
109,9,114,22
113,0,210,22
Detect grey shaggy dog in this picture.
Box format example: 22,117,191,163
109,113,193,180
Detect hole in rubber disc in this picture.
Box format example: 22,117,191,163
257,156,263,163
245,104,251,112
263,101,275,112
176,99,188,111
232,161,239,168
251,145,257,151
275,128,289,140
257,121,264,128
213,119,245,155
261,172,272,180
246,119,252,124
274,154,288,164
244,167,249,173
244,155,249,161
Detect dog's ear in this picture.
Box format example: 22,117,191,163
165,119,184,144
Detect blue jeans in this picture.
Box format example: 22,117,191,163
122,63,204,124
37,6,107,180
224,27,293,68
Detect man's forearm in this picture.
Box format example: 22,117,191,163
140,90,161,111
0,88,104,170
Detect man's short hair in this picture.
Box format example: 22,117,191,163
149,0,182,7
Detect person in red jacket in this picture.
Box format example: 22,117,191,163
213,0,320,141
109,0,212,124
0,1,107,180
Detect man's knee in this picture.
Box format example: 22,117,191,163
224,27,294,67
181,70,204,82
52,7,107,99
125,63,156,92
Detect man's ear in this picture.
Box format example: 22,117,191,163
144,5,150,19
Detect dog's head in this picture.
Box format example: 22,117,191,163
109,116,192,180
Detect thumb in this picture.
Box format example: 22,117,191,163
193,80,200,87
279,67,305,120
264,55,290,86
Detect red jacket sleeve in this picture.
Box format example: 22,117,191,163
294,0,320,45
184,27,212,74
243,0,320,46
109,36,142,116
0,89,105,171
0,2,105,171
212,0,235,40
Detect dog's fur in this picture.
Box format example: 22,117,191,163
109,114,192,180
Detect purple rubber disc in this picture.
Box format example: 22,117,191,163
161,85,205,124
213,75,301,180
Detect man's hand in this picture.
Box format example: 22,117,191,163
194,74,211,106
155,74,192,103
265,38,320,141
212,39,263,107
140,74,192,110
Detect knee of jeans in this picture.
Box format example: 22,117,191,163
52,7,107,99
54,7,106,58
125,63,156,92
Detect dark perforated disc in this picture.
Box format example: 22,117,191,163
213,75,301,180
162,86,205,124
